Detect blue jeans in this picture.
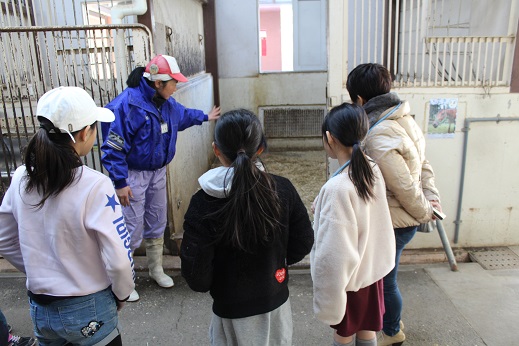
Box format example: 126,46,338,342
382,226,417,336
29,287,120,346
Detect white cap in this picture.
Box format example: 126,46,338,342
36,86,115,142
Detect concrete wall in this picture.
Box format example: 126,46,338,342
152,0,206,76
328,88,519,249
216,1,519,250
215,0,327,114
397,88,519,249
151,0,216,244
165,74,215,242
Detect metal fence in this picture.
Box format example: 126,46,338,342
0,23,152,200
347,0,517,87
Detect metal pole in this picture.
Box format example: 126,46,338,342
436,219,458,271
454,116,519,243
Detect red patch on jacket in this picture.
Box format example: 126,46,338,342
275,268,286,283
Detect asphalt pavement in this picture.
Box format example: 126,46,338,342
1,247,518,345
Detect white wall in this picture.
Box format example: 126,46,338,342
151,0,216,241
166,74,216,241
327,0,519,249
216,0,259,78
328,88,519,249
215,0,327,114
398,88,519,249
152,0,206,75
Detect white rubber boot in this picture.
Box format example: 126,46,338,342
145,237,174,288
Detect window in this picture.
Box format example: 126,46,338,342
259,0,326,72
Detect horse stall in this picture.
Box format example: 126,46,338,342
259,106,328,220
262,150,327,221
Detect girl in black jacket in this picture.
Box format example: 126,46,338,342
181,109,314,345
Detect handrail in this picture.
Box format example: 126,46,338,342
454,116,519,243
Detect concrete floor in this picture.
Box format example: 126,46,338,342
1,251,518,345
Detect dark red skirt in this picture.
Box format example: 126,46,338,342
331,279,385,337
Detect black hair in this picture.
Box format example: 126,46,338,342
322,103,376,201
346,63,392,103
126,66,146,87
212,109,281,253
126,66,177,89
127,66,175,109
23,117,95,208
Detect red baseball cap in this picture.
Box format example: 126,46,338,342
143,55,188,83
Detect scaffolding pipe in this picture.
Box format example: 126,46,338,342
454,116,519,243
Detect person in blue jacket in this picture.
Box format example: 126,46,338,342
101,55,220,302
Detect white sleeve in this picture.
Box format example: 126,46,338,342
84,177,135,300
310,183,361,325
0,179,25,273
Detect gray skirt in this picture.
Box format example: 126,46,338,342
209,298,293,346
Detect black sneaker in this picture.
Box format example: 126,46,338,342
8,335,37,346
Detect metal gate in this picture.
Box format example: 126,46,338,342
0,24,152,201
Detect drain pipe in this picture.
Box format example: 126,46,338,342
454,116,519,243
111,0,148,92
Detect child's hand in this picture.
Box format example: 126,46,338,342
311,196,318,214
208,106,221,121
430,200,442,220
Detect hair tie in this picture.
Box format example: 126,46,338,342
39,122,58,134
237,149,246,155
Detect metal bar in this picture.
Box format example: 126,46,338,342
387,0,393,71
482,38,489,86
441,37,447,86
455,37,461,86
454,116,519,243
393,0,400,78
407,0,413,86
380,0,386,63
448,38,454,85
428,38,433,86
360,1,372,62
475,38,482,86
414,0,421,87
489,37,496,86
462,39,468,86
436,219,458,271
434,38,440,85
0,24,152,33
469,38,475,86
497,39,504,85
400,0,406,83
353,0,357,68
374,0,378,63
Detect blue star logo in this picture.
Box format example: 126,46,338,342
105,194,120,212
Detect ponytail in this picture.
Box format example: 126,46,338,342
212,110,281,253
126,66,146,87
323,103,376,202
23,118,84,208
349,142,375,201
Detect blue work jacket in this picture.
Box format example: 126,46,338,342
101,77,207,189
